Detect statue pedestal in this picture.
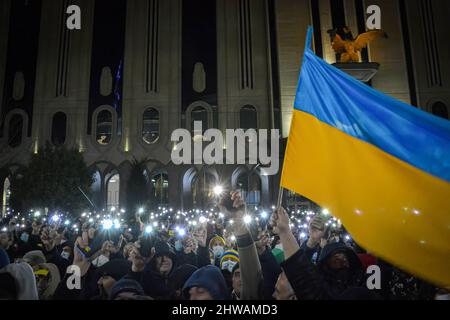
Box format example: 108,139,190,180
332,62,380,83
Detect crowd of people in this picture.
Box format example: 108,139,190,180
0,191,448,300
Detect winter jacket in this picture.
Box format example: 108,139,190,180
44,246,72,277
299,238,321,264
281,242,380,300
126,241,179,299
176,245,210,268
53,264,100,300
128,266,176,299
259,247,282,300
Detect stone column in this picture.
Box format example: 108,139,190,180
274,0,312,137
32,0,94,151
362,0,411,104
217,0,272,135
318,0,336,64
403,0,450,110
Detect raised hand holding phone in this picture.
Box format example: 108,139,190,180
218,191,248,236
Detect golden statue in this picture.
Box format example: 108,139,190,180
328,27,388,63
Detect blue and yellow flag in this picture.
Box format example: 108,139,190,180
281,27,450,286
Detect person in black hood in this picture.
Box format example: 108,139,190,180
271,207,380,300
316,242,368,297
127,241,179,299
94,259,132,300
183,265,230,300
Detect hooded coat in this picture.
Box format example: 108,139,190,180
127,241,180,299
183,265,230,300
36,263,61,300
281,242,380,300
0,262,39,300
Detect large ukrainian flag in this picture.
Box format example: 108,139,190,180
281,27,450,287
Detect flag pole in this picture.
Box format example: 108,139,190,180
275,27,312,211
277,186,284,209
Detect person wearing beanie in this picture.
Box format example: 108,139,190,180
219,249,239,273
209,235,226,249
95,259,132,300
219,249,240,292
183,265,230,300
109,278,145,300
127,241,180,299
209,235,226,266
149,241,177,274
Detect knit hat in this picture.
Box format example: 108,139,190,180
153,241,176,260
209,235,226,249
98,259,132,281
219,249,239,269
23,250,46,266
109,278,145,300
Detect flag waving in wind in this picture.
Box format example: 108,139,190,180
281,27,450,286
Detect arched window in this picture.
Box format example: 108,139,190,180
236,173,248,190
91,170,102,209
191,106,208,136
142,108,160,144
432,102,449,120
2,177,11,217
96,110,113,145
182,168,197,210
106,173,120,210
191,171,217,208
247,173,261,207
51,112,67,146
151,172,169,205
240,105,257,129
8,114,23,148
